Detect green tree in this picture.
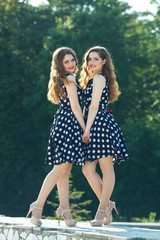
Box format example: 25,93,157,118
114,118,160,219
0,0,54,216
0,0,160,221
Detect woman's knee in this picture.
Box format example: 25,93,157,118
99,157,114,175
82,163,96,177
66,164,72,175
53,163,71,176
82,165,88,176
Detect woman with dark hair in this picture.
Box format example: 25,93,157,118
26,47,85,226
80,46,129,226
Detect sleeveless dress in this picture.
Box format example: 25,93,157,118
83,75,129,164
45,75,85,166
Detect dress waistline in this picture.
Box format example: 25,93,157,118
85,107,114,118
57,106,71,114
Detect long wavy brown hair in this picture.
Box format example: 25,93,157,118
47,47,78,104
80,46,121,103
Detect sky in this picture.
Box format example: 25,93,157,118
29,0,158,14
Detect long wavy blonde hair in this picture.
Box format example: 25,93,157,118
80,46,121,103
47,47,78,104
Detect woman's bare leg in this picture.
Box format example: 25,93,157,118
82,161,102,200
95,156,115,220
57,164,72,219
33,163,71,218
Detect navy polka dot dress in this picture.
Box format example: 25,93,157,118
45,75,85,166
84,75,129,164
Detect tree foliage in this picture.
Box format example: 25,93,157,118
0,0,160,220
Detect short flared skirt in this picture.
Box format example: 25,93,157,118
45,108,85,166
84,109,129,164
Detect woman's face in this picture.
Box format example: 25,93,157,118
63,54,76,73
88,51,106,75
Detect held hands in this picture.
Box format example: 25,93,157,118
82,130,90,144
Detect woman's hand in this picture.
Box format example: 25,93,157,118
82,131,90,144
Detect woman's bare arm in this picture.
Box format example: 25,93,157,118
82,75,106,142
65,75,85,132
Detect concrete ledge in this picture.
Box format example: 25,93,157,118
112,222,160,230
0,216,160,240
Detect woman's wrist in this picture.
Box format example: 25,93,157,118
82,127,85,132
84,127,90,133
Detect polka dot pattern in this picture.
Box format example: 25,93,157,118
45,76,85,166
84,75,129,164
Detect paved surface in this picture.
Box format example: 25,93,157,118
0,216,160,239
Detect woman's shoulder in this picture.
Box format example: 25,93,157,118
94,74,107,79
93,74,106,83
65,74,76,84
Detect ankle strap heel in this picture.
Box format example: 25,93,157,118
26,202,42,227
56,207,77,227
103,201,118,225
90,207,109,227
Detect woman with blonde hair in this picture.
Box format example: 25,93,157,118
80,46,129,226
26,47,85,226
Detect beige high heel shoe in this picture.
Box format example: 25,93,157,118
103,201,118,225
56,207,77,227
90,208,109,227
26,202,42,226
